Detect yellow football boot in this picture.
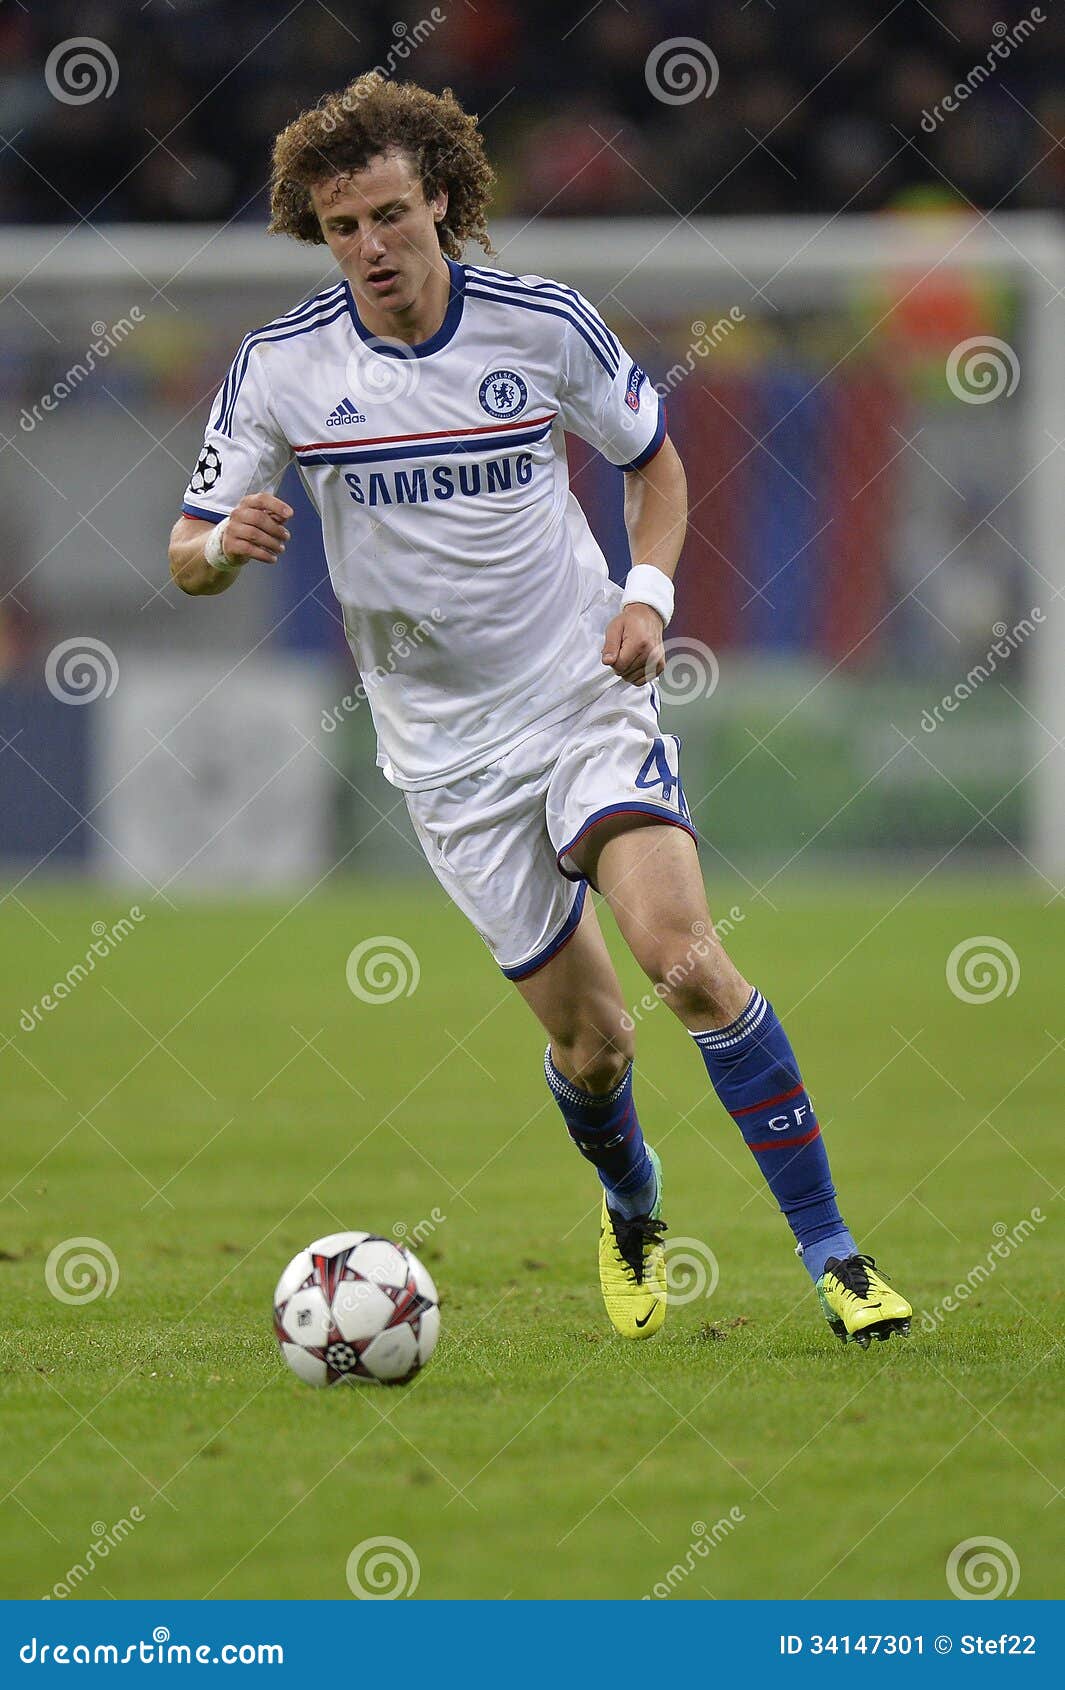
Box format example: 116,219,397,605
817,1253,912,1348
598,1148,667,1338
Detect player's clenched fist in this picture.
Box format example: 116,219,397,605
215,492,294,566
601,604,666,685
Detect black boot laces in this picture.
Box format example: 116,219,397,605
610,1214,667,1285
827,1253,878,1300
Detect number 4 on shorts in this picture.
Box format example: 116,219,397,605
635,736,689,818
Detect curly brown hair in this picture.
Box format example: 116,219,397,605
268,74,495,259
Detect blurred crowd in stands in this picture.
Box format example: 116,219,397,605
1,0,1062,227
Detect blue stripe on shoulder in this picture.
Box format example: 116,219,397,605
464,267,621,370
465,286,617,378
220,292,347,434
215,287,345,427
466,263,620,352
219,300,348,439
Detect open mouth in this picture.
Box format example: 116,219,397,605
366,268,399,294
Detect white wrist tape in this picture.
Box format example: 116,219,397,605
621,563,674,627
203,518,240,574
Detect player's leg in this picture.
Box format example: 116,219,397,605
574,817,912,1345
570,814,749,1033
512,891,653,1216
403,741,665,1336
511,894,668,1337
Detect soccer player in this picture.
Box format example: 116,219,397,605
169,76,911,1350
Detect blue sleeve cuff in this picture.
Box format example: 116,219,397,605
181,501,228,524
621,399,667,471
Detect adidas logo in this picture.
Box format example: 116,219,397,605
325,396,366,427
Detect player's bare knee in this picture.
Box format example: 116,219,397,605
550,1020,633,1094
645,934,746,1023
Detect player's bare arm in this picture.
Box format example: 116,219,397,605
168,493,294,596
602,434,687,684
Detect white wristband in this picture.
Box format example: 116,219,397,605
621,564,674,628
203,518,241,574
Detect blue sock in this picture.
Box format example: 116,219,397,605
691,990,856,1282
544,1046,657,1219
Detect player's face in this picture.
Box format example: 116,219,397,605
312,151,449,319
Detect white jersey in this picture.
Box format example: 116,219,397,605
182,259,665,789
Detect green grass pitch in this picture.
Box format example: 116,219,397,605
1,874,1061,1600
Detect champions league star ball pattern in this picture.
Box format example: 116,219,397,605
274,1231,440,1386
189,444,222,494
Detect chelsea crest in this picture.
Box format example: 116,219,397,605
478,369,528,419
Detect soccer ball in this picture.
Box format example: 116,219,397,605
273,1230,440,1386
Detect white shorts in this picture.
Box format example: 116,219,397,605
404,679,697,979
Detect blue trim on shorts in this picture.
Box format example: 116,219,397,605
556,803,699,883
501,881,588,981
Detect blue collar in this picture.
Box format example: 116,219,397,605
345,257,466,358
